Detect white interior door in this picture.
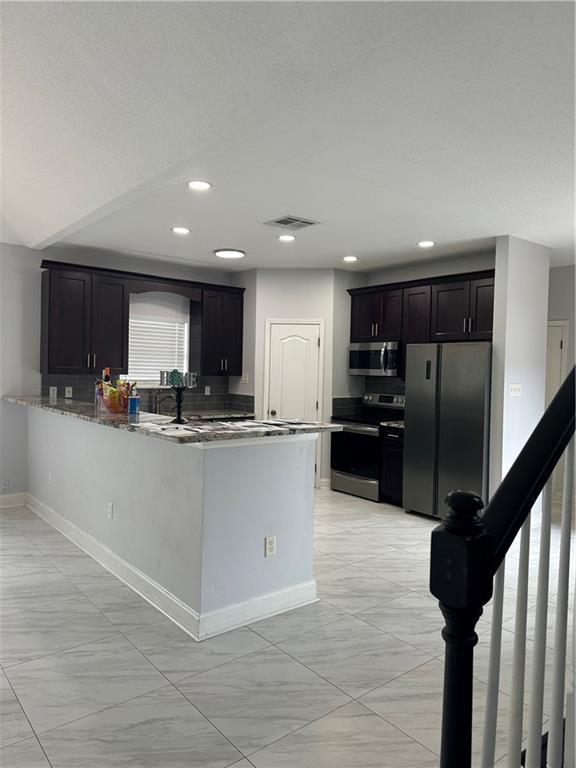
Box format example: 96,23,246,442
546,321,568,496
267,323,321,422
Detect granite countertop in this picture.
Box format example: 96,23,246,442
5,396,341,444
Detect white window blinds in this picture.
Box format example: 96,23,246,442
127,318,189,382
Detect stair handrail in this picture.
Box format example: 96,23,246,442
430,366,575,768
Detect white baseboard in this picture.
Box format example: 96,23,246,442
24,494,316,641
319,477,331,489
197,581,317,639
0,492,27,508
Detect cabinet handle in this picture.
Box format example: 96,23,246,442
92,353,96,368
462,318,467,332
370,323,374,336
468,317,473,333
220,358,223,371
86,353,91,369
375,322,378,336
224,358,228,371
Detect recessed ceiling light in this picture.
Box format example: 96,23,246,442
171,226,190,235
187,180,212,191
418,240,435,248
278,234,295,242
343,255,358,263
214,249,245,260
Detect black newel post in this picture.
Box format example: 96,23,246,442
430,490,494,768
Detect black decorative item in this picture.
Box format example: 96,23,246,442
168,368,196,424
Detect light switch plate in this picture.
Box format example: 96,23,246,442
65,386,73,399
264,535,277,557
204,386,211,396
49,386,57,402
508,383,522,397
241,373,249,385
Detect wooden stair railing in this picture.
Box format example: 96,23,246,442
430,366,575,768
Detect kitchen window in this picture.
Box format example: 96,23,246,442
124,292,190,384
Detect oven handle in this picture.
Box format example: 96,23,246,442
342,425,379,436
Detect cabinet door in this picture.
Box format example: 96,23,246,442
377,290,403,340
379,440,404,506
350,293,379,342
201,291,225,375
46,270,92,374
201,290,244,376
430,282,470,341
91,275,129,376
220,292,243,376
469,278,494,341
402,285,431,343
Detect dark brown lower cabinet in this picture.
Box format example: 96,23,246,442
379,431,404,506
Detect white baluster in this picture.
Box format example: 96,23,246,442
482,562,505,767
506,515,532,767
525,479,554,768
548,439,575,767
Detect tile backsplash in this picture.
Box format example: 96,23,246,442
41,374,254,416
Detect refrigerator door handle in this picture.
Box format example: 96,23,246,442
425,360,432,380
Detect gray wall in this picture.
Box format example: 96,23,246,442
365,251,495,285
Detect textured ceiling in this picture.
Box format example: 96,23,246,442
1,2,574,270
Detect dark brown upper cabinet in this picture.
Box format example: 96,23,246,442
41,269,129,376
430,281,471,341
201,290,243,376
350,292,381,342
350,290,402,342
402,285,431,343
91,274,130,375
469,277,494,341
431,278,494,342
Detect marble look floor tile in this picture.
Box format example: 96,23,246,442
38,685,242,768
249,701,438,767
0,595,118,666
125,619,269,682
313,552,348,575
177,646,350,754
86,584,166,631
5,634,166,732
0,737,52,768
0,671,34,748
360,658,533,766
250,600,346,644
358,590,453,655
356,551,431,591
279,614,431,697
0,569,82,611
315,531,400,564
315,564,409,614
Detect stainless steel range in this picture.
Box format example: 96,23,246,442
330,392,405,503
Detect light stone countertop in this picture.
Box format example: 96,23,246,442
4,396,341,444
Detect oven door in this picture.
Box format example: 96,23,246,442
348,342,398,376
330,425,380,501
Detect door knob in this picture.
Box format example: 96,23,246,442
270,409,277,416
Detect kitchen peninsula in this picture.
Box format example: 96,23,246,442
5,396,340,639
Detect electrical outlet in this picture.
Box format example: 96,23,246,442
264,535,277,557
107,502,114,520
49,386,57,402
48,471,53,485
241,373,249,385
0,480,8,492
65,386,73,399
204,385,211,396
508,383,522,398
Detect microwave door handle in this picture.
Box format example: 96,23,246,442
380,344,385,374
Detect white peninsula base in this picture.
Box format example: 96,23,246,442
23,405,318,639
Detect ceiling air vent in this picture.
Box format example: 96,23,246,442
263,215,319,231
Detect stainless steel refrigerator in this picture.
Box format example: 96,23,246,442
403,342,491,518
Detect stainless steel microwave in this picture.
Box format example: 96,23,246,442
348,341,399,377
